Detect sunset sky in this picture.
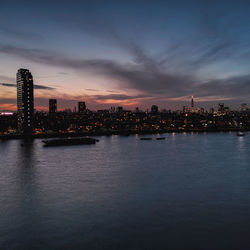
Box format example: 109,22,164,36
1,0,250,111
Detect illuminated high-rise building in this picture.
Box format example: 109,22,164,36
191,96,194,108
17,69,34,135
78,102,86,113
49,99,57,113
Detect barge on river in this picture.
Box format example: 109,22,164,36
43,137,98,147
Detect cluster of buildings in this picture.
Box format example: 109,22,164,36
15,68,89,135
1,68,250,137
48,99,86,114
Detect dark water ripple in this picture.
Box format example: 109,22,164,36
1,133,250,249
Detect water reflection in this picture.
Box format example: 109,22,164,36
18,139,36,167
237,136,245,151
16,139,39,203
14,139,45,248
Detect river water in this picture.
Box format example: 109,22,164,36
1,133,250,249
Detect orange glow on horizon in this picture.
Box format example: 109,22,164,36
0,104,16,111
95,99,139,106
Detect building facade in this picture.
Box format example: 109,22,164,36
17,69,34,135
78,102,86,113
49,99,57,113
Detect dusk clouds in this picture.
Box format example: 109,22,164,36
1,0,250,111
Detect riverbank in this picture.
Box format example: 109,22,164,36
0,128,248,140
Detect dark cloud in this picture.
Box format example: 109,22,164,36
2,0,250,110
106,90,120,93
85,88,98,91
1,43,250,104
190,41,234,67
35,85,55,90
0,83,16,87
70,10,249,71
193,75,250,99
0,27,42,41
73,18,161,72
0,82,55,90
94,94,150,100
0,44,194,97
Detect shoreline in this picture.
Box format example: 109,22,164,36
0,128,248,140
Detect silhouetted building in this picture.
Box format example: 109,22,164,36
17,68,34,135
209,108,214,114
49,99,57,113
151,105,158,113
218,103,229,114
218,103,224,113
63,108,72,113
110,106,115,113
78,102,86,113
198,107,204,114
117,106,123,112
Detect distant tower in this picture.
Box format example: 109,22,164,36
49,99,57,113
191,96,194,108
17,68,34,135
78,102,86,113
117,106,123,113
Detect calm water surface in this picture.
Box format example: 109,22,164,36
1,133,250,249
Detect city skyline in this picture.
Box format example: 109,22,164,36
0,67,248,113
1,68,249,138
1,0,250,111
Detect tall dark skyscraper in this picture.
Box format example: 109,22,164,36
151,105,159,113
49,99,57,113
78,102,86,113
17,69,34,135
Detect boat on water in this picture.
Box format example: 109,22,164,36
237,131,245,136
140,138,152,140
43,137,98,147
156,137,165,140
